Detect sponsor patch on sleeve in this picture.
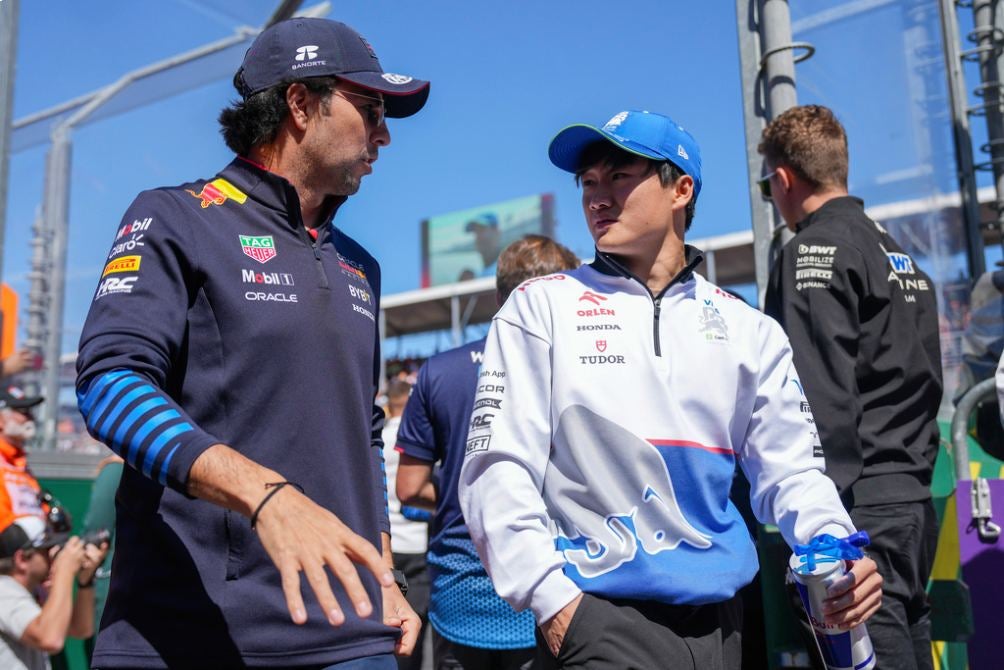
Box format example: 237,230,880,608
102,255,141,276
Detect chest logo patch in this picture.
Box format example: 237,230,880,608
239,235,277,264
699,299,729,343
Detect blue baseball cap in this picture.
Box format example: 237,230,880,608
234,18,430,118
548,111,702,196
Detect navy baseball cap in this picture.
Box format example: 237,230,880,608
234,17,430,118
0,386,43,412
548,111,703,196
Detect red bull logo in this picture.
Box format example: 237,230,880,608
187,178,247,209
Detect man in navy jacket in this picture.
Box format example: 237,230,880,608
75,18,429,669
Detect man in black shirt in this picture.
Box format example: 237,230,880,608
762,105,942,670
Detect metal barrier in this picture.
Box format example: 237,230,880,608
950,377,1002,542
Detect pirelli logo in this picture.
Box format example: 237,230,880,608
102,255,141,276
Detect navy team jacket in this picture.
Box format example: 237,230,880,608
75,157,396,668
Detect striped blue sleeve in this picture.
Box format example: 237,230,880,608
77,369,219,491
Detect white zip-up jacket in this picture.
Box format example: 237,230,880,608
458,248,855,624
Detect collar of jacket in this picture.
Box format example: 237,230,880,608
590,245,705,297
795,195,865,233
218,156,347,234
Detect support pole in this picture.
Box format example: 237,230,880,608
939,0,986,278
0,0,20,285
970,0,1004,260
39,131,72,452
736,0,804,306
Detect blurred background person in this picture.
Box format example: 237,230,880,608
0,516,108,670
382,379,430,670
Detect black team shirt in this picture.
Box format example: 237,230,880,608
766,196,943,509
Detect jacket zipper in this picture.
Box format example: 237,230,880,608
653,298,663,357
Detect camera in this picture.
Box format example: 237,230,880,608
80,528,111,547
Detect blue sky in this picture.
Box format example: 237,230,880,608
6,1,995,357
7,1,752,355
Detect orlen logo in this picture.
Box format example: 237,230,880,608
241,269,294,286
295,45,319,61
578,291,607,305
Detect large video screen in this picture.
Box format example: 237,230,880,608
421,194,555,287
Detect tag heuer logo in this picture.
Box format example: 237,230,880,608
239,235,277,264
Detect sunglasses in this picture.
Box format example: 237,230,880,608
334,89,386,128
758,170,778,199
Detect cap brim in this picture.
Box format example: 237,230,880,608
35,531,68,550
1,396,43,410
337,72,430,118
547,124,664,173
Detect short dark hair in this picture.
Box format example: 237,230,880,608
574,141,697,231
386,379,411,403
496,235,580,303
218,76,340,156
758,105,848,190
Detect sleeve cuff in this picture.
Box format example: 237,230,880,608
396,439,436,462
528,566,582,624
814,521,857,540
172,430,223,495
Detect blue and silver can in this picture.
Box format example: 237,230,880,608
788,552,876,670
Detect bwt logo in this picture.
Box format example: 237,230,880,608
295,45,319,61
578,291,607,305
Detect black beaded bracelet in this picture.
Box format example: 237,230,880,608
77,577,96,589
250,481,304,530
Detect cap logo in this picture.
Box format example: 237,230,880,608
295,45,319,61
359,36,378,59
381,73,413,85
677,144,689,160
602,112,629,132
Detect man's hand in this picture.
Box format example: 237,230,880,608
253,484,394,626
77,541,110,586
2,348,36,377
49,537,85,580
821,556,883,629
383,581,421,656
539,593,583,657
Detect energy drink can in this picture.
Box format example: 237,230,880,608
789,552,875,670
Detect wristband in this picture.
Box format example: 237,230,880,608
77,576,96,589
250,481,304,530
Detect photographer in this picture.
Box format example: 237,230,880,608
0,516,109,670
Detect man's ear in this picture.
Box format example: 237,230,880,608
776,165,795,194
674,174,695,207
285,83,314,132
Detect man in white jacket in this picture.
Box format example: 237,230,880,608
458,110,883,669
